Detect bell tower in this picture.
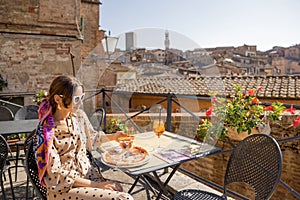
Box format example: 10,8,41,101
164,30,170,65
164,30,170,50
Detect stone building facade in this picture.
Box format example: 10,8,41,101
0,0,105,114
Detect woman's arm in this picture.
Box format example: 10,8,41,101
100,131,128,143
73,177,123,191
76,109,128,149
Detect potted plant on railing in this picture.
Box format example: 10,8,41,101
106,117,137,135
196,84,292,142
33,90,48,106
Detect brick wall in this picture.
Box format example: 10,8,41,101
0,0,105,115
0,36,81,102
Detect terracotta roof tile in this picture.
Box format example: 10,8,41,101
115,75,300,99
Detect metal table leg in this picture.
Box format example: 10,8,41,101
128,176,140,193
128,174,158,196
153,164,180,200
140,175,158,196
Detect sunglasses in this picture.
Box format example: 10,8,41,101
73,93,85,104
59,93,85,104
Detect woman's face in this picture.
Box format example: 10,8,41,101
72,86,84,111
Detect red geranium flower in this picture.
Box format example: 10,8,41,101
286,105,296,114
264,105,274,111
248,89,256,96
206,107,213,116
292,116,300,127
257,86,263,91
252,97,259,104
199,118,204,124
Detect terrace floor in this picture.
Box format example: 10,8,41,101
1,156,230,200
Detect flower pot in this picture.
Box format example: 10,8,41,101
226,127,259,141
7,139,20,152
7,139,19,144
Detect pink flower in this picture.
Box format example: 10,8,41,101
211,96,218,104
286,105,296,114
292,116,300,127
206,107,213,116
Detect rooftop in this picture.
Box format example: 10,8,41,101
115,75,300,99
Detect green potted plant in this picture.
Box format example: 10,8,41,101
33,90,48,105
196,84,288,142
106,117,137,134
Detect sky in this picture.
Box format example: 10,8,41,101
100,0,300,51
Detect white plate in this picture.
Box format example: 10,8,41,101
134,132,155,139
101,146,150,168
101,155,150,168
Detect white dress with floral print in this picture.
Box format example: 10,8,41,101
44,110,133,200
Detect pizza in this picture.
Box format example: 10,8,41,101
102,146,149,167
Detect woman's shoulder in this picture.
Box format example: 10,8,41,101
75,109,88,118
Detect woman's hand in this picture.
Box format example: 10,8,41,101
113,131,128,141
96,181,123,192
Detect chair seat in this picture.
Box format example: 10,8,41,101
173,189,224,200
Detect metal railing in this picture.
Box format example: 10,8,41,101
0,99,23,108
2,89,300,199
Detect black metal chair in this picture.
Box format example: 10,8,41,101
25,137,47,200
89,108,105,131
0,135,14,200
86,149,106,175
12,105,38,182
0,106,14,121
0,106,21,183
88,108,106,173
23,130,36,199
14,105,39,120
172,134,283,200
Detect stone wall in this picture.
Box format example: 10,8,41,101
0,0,104,116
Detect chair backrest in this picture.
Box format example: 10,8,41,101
0,135,9,172
224,134,282,200
0,106,14,121
89,108,105,131
24,129,36,155
14,105,39,120
25,138,47,200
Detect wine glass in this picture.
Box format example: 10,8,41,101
153,119,165,150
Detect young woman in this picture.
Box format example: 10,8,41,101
35,75,133,200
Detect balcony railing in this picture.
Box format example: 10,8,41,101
1,89,300,199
